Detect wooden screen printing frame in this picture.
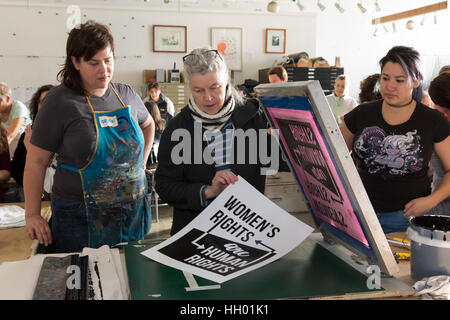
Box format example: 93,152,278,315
255,80,399,277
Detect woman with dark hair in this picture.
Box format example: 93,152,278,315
341,46,450,233
144,100,170,165
24,20,155,253
428,72,450,216
359,73,382,103
11,85,54,191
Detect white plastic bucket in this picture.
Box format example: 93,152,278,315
407,215,450,281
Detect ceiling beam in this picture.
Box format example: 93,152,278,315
372,1,447,25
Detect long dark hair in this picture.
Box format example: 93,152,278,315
57,20,115,95
144,101,164,131
29,85,54,121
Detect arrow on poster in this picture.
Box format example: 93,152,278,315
141,176,314,284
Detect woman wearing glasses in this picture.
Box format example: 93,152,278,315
24,21,155,253
155,48,283,235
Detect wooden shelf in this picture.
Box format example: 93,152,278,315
372,1,447,25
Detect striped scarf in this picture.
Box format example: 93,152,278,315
188,88,235,131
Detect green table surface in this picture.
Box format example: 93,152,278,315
124,237,384,300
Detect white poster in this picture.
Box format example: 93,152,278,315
141,176,314,284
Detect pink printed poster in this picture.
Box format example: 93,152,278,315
267,107,369,247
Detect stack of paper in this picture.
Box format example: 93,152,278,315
0,205,25,229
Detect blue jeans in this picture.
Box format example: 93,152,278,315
51,197,88,253
376,210,411,234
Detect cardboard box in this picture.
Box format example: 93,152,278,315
143,69,166,83
143,70,156,83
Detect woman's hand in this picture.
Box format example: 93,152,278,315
404,196,435,218
25,214,53,246
204,171,238,200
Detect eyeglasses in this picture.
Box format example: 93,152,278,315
182,49,224,63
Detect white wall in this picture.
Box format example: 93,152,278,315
0,3,316,100
2,0,449,103
315,0,450,101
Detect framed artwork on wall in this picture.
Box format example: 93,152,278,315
153,25,187,53
265,28,286,54
210,27,242,71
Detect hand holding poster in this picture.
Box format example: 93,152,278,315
141,176,314,284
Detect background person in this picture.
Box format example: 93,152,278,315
439,65,450,74
267,66,288,83
155,48,285,235
359,73,382,104
24,21,155,253
0,82,32,156
11,85,54,197
341,46,450,233
326,74,357,127
0,127,11,202
428,72,450,216
143,82,175,123
144,100,169,166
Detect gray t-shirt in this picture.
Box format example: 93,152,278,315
31,83,150,202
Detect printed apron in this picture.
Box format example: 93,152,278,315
60,85,151,247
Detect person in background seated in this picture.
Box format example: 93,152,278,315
144,100,170,167
341,46,450,233
0,127,11,202
428,72,450,216
326,74,357,127
359,73,382,103
267,66,288,83
143,82,175,123
11,85,54,199
0,82,32,156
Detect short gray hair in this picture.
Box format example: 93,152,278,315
183,47,243,105
0,82,11,101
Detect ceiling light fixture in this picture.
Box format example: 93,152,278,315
392,22,396,32
373,27,378,37
406,20,414,30
334,1,344,13
420,15,426,26
267,0,280,13
357,1,367,14
382,24,388,32
374,0,381,12
434,12,437,24
296,0,305,11
317,0,326,11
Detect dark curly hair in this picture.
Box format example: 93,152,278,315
359,73,382,103
28,84,54,121
429,73,450,110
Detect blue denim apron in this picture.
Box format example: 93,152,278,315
59,85,151,248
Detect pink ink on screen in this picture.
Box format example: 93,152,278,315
268,107,369,247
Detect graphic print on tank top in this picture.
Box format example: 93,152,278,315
353,126,424,176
